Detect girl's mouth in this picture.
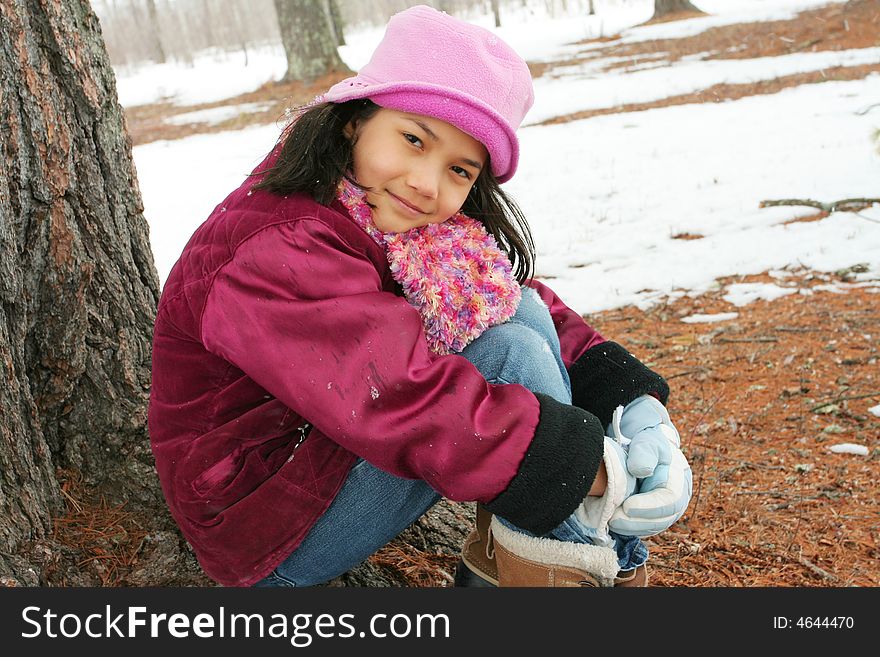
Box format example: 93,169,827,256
388,191,427,216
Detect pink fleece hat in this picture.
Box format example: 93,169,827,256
324,5,534,183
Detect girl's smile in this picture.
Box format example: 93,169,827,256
346,108,487,233
387,191,427,216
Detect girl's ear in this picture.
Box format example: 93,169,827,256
343,118,357,140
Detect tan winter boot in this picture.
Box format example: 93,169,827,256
454,505,498,586
490,516,620,587
613,564,649,587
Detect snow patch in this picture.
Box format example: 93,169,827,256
829,443,869,456
722,283,798,307
680,312,739,324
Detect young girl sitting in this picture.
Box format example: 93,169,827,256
148,5,691,588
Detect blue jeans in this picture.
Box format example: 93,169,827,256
254,287,645,587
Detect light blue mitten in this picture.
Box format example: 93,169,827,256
607,396,692,537
608,449,692,537
616,395,678,479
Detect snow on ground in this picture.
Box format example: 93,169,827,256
529,47,880,124
114,45,288,107
594,0,850,47
507,75,880,313
680,312,739,324
828,443,870,456
722,284,799,307
130,0,880,316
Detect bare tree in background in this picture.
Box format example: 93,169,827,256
273,0,350,83
327,0,346,46
491,0,501,27
653,0,703,19
0,0,161,584
145,0,167,63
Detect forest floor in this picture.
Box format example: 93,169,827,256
365,267,880,588
44,267,879,588
44,1,877,588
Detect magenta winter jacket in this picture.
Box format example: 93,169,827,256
148,158,669,587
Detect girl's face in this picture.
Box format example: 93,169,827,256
346,108,487,233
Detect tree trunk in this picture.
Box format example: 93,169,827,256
144,0,166,64
490,0,501,27
653,0,702,19
588,0,596,16
0,0,161,584
327,0,346,47
273,0,349,83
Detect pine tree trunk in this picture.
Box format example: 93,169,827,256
0,0,161,583
273,0,349,83
653,0,702,19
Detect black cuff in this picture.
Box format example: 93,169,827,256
569,341,670,428
483,393,604,536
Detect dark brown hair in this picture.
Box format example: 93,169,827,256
254,100,535,282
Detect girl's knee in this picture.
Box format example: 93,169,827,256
479,321,554,364
510,286,555,335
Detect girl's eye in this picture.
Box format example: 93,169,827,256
403,133,422,148
451,166,471,180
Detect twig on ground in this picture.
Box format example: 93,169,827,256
773,326,816,333
759,197,880,212
855,102,880,116
809,391,880,412
718,337,779,344
796,555,840,582
668,367,709,380
852,211,880,225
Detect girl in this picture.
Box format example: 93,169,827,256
148,5,691,588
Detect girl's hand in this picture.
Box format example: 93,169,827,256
604,395,692,537
608,448,692,537
587,461,607,496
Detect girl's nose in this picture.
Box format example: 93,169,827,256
406,163,440,200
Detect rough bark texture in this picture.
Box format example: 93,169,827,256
273,0,349,83
0,0,161,583
653,0,702,18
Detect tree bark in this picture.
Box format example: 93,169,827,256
0,0,161,583
273,0,349,83
326,0,346,47
653,0,703,19
491,0,501,27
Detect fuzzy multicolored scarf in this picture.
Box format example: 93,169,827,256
337,179,522,355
